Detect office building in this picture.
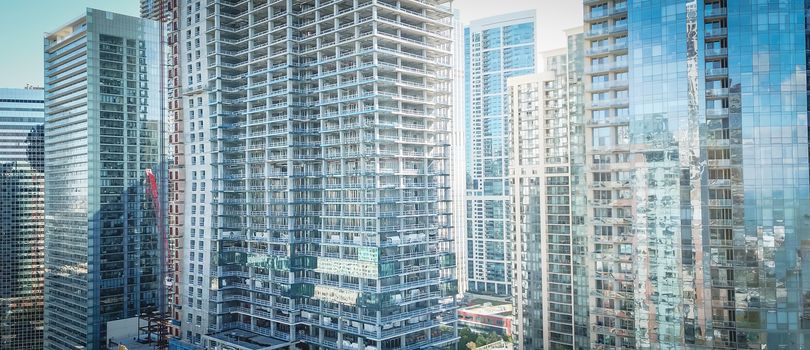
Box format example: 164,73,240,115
582,0,810,348
0,88,45,350
43,9,165,349
464,10,536,297
509,27,588,350
171,1,459,349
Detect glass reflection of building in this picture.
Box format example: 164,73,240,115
464,10,536,297
583,0,810,349
0,88,45,350
43,9,164,350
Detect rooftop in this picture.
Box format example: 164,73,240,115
460,302,513,316
209,328,292,350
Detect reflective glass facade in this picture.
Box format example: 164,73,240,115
0,88,45,350
43,9,164,349
465,10,536,297
583,0,810,348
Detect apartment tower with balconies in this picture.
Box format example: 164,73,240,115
171,1,459,349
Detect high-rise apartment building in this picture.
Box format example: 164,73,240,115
43,9,165,349
172,0,214,346
0,88,45,350
450,9,468,297
464,10,535,297
580,0,810,348
170,1,458,349
141,0,166,21
509,28,588,350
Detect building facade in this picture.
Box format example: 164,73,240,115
173,0,215,345
170,1,459,349
450,8,468,297
464,10,535,297
43,9,165,349
509,27,588,350
582,0,810,348
0,88,45,350
140,0,186,343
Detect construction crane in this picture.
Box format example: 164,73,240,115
144,168,169,350
139,1,180,348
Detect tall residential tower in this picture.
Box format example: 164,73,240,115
509,28,588,350
171,1,459,349
464,10,535,297
43,9,165,349
0,88,45,350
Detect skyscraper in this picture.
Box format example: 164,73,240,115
450,8,468,297
464,10,536,297
171,1,458,349
0,88,45,350
140,0,167,21
43,9,165,349
581,0,810,348
509,28,588,350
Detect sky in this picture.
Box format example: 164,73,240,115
0,0,582,88
454,0,584,66
0,0,139,88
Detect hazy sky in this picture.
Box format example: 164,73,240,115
0,0,582,88
0,0,139,88
454,0,584,54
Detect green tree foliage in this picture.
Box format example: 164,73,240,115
474,332,502,347
457,327,477,350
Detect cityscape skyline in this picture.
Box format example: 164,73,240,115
0,0,573,88
2,1,810,350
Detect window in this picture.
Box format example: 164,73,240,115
593,127,613,148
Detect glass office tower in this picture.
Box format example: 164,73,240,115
43,9,165,350
170,1,459,349
0,88,45,350
583,0,810,348
464,10,535,297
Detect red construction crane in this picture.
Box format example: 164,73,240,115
145,168,169,349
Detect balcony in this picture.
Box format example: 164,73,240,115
705,67,728,78
705,47,727,58
584,5,628,21
586,61,628,74
588,79,629,92
705,7,727,18
705,27,728,38
376,1,454,27
585,24,628,39
586,42,628,56
706,88,729,99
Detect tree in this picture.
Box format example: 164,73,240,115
457,327,477,350
475,332,502,347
